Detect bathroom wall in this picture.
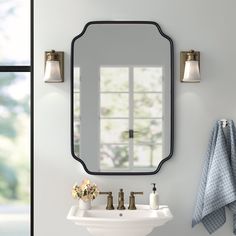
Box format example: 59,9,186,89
34,0,236,235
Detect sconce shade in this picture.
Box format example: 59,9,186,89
44,60,62,82
180,50,200,83
183,60,200,82
44,50,64,83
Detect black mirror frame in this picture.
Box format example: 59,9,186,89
71,21,174,175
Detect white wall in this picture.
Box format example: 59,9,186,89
34,0,236,235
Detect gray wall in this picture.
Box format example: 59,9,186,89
34,0,236,235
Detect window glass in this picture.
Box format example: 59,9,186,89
100,93,129,118
100,119,129,143
0,72,30,235
133,144,162,167
133,119,162,143
133,67,162,92
73,67,80,92
100,144,129,170
134,93,162,118
100,67,128,92
0,0,30,65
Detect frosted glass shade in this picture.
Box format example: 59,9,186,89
44,60,63,82
183,61,200,82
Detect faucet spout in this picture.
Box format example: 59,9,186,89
117,189,126,210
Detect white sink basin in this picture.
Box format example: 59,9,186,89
67,205,173,236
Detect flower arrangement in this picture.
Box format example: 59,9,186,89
72,179,99,202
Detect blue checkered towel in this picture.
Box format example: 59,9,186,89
192,120,236,234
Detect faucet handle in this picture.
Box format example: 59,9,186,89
128,192,144,210
99,191,112,195
99,192,114,210
131,191,143,196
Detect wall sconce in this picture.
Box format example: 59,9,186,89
180,50,200,82
44,50,64,83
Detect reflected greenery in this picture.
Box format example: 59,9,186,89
100,145,129,169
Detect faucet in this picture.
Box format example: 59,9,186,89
100,189,143,210
128,192,143,210
117,189,126,210
99,192,115,210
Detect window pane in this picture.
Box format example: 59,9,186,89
134,93,162,118
100,119,129,143
74,93,80,120
74,67,80,92
133,67,162,92
0,72,30,235
133,144,162,167
0,0,30,65
100,93,128,117
100,144,129,170
133,119,162,143
74,120,80,157
100,67,129,92
74,93,80,156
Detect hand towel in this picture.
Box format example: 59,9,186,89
192,120,236,234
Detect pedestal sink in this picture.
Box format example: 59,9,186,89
67,205,173,236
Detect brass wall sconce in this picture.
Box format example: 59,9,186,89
180,50,200,82
44,50,64,83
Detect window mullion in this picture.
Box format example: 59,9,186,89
129,67,134,169
0,66,31,72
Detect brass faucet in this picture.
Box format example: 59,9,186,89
99,192,114,210
117,189,126,210
128,192,143,210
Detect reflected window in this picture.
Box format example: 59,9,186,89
100,67,163,171
73,67,80,156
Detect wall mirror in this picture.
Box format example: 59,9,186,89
71,21,174,175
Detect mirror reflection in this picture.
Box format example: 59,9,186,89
72,22,173,174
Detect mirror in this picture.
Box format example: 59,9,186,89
71,21,174,175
